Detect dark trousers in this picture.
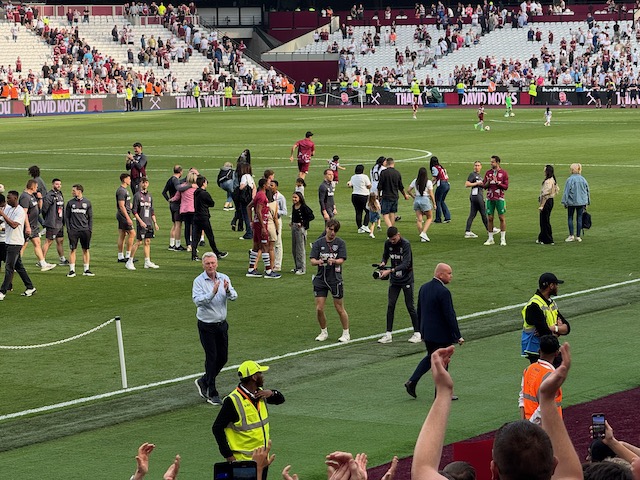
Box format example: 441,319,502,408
538,198,554,244
192,218,221,259
351,194,369,228
197,320,229,397
182,212,194,246
387,283,419,332
409,340,452,385
465,195,488,232
434,181,451,222
1,244,34,294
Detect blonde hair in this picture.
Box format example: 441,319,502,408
223,162,233,169
186,171,198,184
569,163,582,174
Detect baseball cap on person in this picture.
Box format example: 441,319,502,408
305,131,313,137
539,272,564,288
237,360,269,379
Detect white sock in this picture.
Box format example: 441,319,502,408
500,231,506,241
169,238,175,247
126,251,131,258
60,256,66,262
70,263,75,271
83,264,89,271
488,232,494,240
176,240,181,247
343,329,350,336
145,257,150,264
320,328,328,335
118,252,124,260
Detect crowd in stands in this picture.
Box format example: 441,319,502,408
0,2,285,98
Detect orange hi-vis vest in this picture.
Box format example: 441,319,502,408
521,359,562,422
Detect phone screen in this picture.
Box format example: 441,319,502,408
592,413,605,439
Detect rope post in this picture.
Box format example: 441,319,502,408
114,316,128,389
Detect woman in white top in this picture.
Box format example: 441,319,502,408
347,164,372,233
407,167,435,242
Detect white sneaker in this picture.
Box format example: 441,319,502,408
575,236,582,242
125,259,136,270
0,291,5,301
362,225,371,233
40,263,56,272
408,332,422,343
484,238,495,246
378,333,392,344
338,332,351,343
315,331,328,341
357,226,365,233
144,261,160,269
464,231,478,238
419,232,430,242
369,233,375,239
565,235,575,242
500,239,507,246
187,245,192,251
492,227,501,233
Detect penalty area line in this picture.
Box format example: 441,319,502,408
1,277,638,422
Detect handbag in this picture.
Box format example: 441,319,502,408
582,210,592,230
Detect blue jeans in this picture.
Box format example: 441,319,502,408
567,205,585,237
434,181,451,222
219,179,234,204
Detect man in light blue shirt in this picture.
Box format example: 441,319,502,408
192,252,237,405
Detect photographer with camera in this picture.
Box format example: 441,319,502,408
376,227,421,345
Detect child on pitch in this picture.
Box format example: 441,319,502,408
474,102,485,130
328,155,346,188
544,107,552,126
294,177,306,196
504,95,514,117
366,192,381,238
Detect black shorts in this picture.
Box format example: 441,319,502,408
172,210,182,222
117,212,133,231
68,230,91,250
25,226,40,240
313,281,344,299
137,225,155,241
46,226,64,240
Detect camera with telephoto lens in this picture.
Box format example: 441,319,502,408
372,263,392,280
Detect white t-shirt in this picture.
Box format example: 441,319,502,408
240,173,255,189
4,205,25,246
409,178,433,197
370,164,387,193
348,174,371,196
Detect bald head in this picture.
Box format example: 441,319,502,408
434,263,453,284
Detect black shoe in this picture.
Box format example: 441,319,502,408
168,245,176,251
195,378,207,400
231,224,237,231
199,240,205,246
451,395,459,401
175,245,187,251
117,258,127,263
207,395,223,406
404,381,417,398
216,251,228,259
192,256,201,261
395,216,401,222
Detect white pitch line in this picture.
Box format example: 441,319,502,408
1,277,637,422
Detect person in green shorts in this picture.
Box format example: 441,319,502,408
482,155,509,246
504,95,514,117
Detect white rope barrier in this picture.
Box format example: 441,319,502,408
0,317,115,350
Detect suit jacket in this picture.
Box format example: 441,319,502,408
417,278,461,344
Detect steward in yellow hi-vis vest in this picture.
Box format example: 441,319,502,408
212,360,285,467
521,273,570,362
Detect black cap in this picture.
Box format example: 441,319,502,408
305,131,313,137
539,272,564,289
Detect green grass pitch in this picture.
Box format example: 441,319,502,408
0,106,638,479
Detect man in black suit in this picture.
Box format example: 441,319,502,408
405,263,464,399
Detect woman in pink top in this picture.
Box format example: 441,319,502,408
171,170,198,250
